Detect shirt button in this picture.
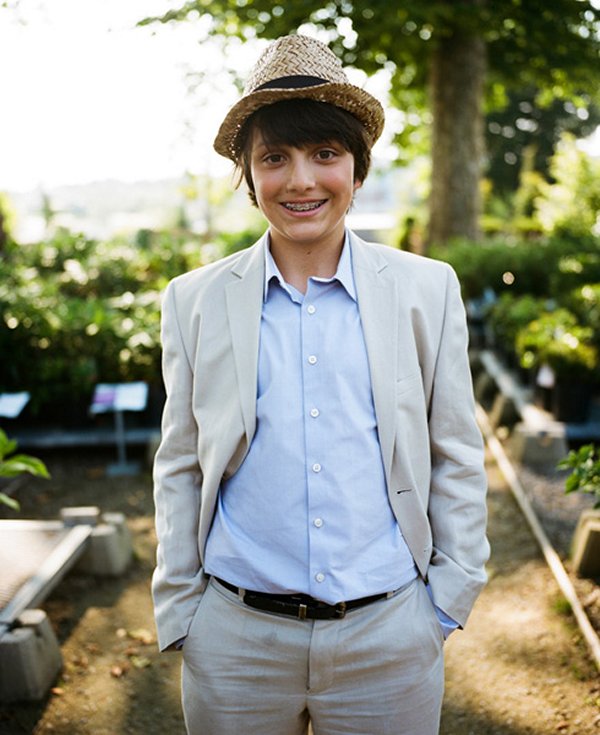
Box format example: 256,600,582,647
312,463,322,473
314,518,323,528
310,408,320,418
308,355,317,365
307,304,316,315
315,573,325,583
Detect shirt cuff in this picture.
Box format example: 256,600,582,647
425,583,459,639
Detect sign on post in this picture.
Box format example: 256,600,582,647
90,382,148,477
0,392,30,419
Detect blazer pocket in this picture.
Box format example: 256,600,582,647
396,372,422,398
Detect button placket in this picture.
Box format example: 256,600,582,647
302,284,330,597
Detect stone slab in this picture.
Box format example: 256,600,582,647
0,609,62,702
572,509,600,579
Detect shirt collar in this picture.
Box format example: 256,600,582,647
263,231,357,302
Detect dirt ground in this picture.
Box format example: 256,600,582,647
0,445,599,735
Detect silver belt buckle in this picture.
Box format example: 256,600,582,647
298,603,308,620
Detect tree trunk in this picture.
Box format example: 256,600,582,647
428,28,486,246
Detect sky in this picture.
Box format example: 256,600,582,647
0,0,255,191
1,0,598,194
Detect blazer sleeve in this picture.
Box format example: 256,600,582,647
152,280,207,652
425,265,490,627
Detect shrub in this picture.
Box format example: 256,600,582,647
431,236,600,302
487,293,550,357
0,229,208,421
515,309,578,371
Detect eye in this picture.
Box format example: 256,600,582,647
263,152,285,165
316,149,337,161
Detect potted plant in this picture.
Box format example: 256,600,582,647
558,444,600,578
0,429,50,511
559,444,600,507
488,293,548,373
515,309,577,412
544,326,598,423
516,310,598,421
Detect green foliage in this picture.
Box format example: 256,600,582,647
219,227,263,258
0,231,192,418
543,326,598,380
430,236,600,301
486,293,550,355
515,309,577,371
0,428,50,511
0,227,264,422
558,444,600,508
549,253,600,296
567,284,600,350
514,309,598,380
0,192,17,252
534,134,600,238
485,88,600,195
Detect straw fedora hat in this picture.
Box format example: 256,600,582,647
213,34,385,161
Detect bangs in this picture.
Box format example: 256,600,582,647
247,99,360,152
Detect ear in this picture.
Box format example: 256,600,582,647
353,179,363,192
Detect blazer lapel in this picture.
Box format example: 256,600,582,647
350,232,399,483
225,235,267,446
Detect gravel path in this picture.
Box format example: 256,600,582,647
441,454,599,735
0,449,598,734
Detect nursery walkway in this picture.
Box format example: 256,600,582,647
1,450,599,734
440,451,599,735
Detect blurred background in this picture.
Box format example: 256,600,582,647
0,0,599,437
1,3,600,732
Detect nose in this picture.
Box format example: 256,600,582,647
286,154,315,192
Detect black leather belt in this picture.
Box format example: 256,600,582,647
214,577,388,620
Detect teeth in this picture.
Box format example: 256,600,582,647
283,201,325,212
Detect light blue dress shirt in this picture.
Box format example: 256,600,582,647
204,235,457,636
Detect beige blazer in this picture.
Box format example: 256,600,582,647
152,230,489,652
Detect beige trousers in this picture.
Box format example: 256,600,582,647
181,576,445,735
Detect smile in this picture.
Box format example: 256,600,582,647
282,200,326,212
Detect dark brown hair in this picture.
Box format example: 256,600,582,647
234,98,372,207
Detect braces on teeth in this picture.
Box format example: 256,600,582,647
284,201,325,211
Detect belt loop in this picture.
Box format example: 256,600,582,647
238,587,246,602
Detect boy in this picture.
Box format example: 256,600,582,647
152,33,489,735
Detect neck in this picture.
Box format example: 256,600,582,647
269,232,345,294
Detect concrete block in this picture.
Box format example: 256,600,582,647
60,506,100,527
0,609,62,702
572,509,600,579
488,392,521,431
508,422,569,469
76,512,132,576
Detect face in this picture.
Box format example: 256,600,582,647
249,132,361,254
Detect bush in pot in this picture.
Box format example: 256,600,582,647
515,309,580,414
487,293,549,370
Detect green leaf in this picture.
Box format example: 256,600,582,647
557,443,600,502
0,492,20,511
0,455,50,479
0,429,17,462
